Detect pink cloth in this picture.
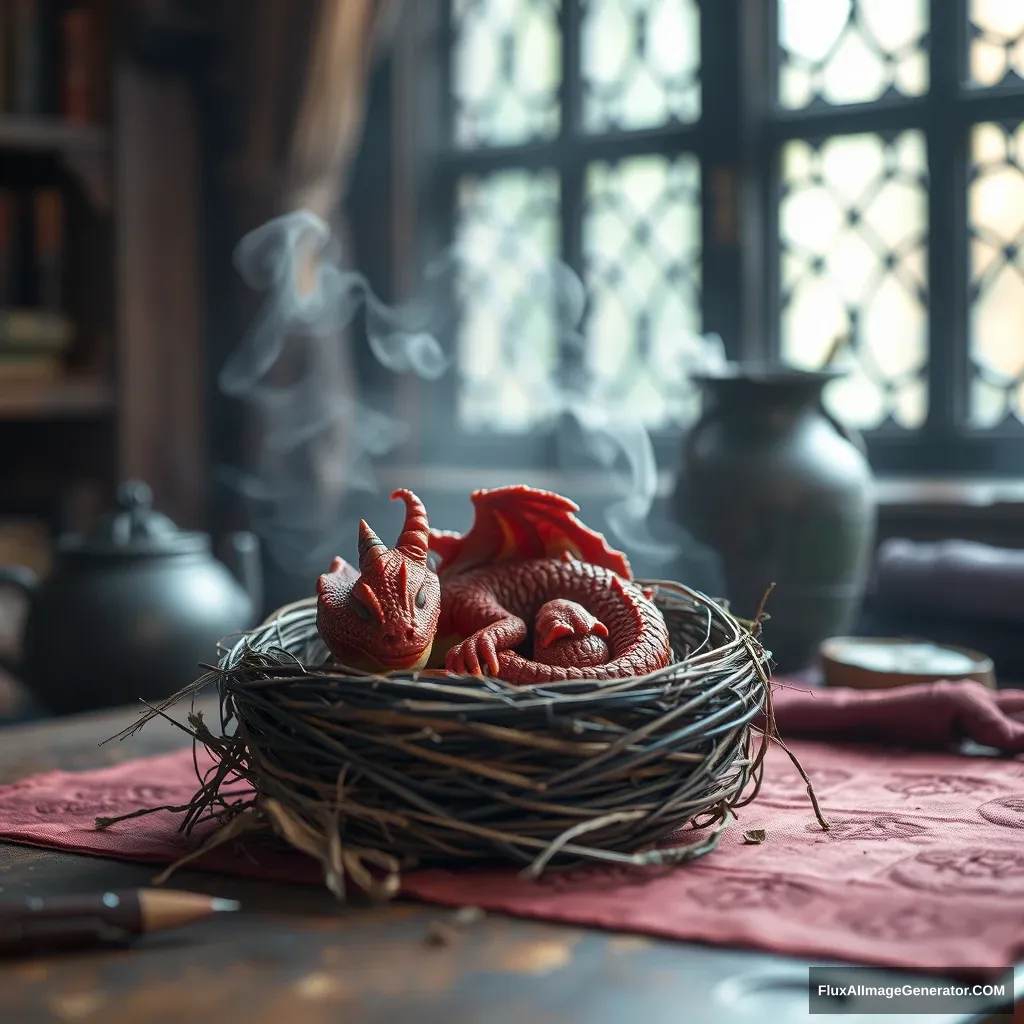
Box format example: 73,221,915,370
1,682,1024,978
761,679,1024,752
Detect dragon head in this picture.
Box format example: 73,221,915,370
316,489,442,672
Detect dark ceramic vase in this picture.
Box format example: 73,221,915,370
672,367,877,673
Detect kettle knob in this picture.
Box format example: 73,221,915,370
117,479,154,512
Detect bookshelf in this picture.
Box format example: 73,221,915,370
0,1,205,547
0,116,110,209
0,115,107,151
0,373,112,418
0,0,116,547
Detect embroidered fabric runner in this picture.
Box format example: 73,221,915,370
0,682,1023,978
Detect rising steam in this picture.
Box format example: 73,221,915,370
220,209,730,572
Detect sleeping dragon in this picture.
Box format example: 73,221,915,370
314,485,672,685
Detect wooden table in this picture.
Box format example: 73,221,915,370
0,701,1016,1024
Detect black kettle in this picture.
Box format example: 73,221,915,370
0,480,262,716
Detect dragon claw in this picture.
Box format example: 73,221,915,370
446,632,501,677
536,599,609,648
540,622,575,646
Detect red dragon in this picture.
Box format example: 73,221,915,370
315,485,672,685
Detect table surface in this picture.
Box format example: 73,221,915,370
0,700,1017,1024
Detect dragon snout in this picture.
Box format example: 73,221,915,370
374,626,433,672
382,628,417,647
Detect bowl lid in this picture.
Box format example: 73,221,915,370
58,479,209,559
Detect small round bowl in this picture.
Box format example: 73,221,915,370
820,636,996,691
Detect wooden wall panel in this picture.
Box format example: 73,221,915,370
115,64,204,528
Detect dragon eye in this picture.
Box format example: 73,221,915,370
352,597,373,622
415,585,427,609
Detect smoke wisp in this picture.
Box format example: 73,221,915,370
220,209,730,574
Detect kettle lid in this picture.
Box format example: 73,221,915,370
59,480,209,559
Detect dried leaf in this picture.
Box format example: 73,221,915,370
425,921,458,946
426,906,485,945
743,828,766,845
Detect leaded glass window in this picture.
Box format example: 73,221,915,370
777,0,928,108
454,170,562,431
446,0,703,433
429,0,1024,472
452,0,562,146
771,0,1024,470
580,0,700,131
969,121,1024,426
779,131,929,430
970,0,1024,87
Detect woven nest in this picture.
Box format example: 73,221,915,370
109,580,824,899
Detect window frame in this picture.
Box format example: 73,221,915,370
758,0,1024,474
391,0,1024,478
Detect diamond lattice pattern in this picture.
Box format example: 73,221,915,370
454,170,562,431
969,121,1024,426
970,0,1024,88
580,0,700,132
780,131,929,430
452,0,562,148
777,0,928,109
583,154,702,428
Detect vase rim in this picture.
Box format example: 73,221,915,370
691,364,844,385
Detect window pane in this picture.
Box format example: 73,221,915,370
580,0,700,132
454,170,562,431
968,122,1024,426
583,154,701,428
452,0,561,148
969,0,1024,88
779,132,929,430
777,0,928,109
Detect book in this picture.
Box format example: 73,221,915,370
32,188,63,310
10,0,43,116
0,190,15,307
0,309,74,352
0,2,8,114
60,7,95,122
0,352,63,380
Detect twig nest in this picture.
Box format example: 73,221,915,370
121,580,775,898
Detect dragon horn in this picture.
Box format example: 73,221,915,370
391,489,429,564
357,520,386,570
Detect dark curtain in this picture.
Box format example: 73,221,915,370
231,0,397,224
200,0,401,605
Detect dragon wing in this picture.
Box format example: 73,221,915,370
427,485,633,580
